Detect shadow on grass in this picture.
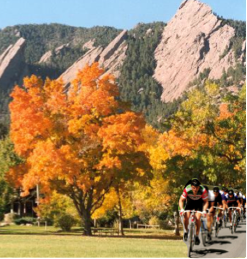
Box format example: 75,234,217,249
0,229,183,240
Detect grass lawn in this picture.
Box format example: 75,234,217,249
0,225,187,257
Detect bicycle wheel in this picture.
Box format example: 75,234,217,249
224,213,227,228
201,220,207,246
187,224,193,258
215,221,218,237
231,214,235,234
234,214,237,233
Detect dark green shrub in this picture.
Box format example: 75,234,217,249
54,214,77,232
14,217,36,225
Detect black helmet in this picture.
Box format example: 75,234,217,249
222,187,227,192
191,178,201,186
228,190,234,195
204,185,209,191
213,187,219,193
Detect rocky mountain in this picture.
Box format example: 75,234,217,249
154,0,242,102
60,30,128,88
0,37,28,91
0,0,245,128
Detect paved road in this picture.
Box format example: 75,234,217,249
183,219,246,258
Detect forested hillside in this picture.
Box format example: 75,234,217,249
0,18,245,130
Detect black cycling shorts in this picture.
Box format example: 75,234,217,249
185,198,203,211
228,201,238,207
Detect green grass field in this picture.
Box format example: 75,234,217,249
0,226,187,257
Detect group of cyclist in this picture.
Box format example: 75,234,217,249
179,178,246,245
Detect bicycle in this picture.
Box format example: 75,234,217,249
223,209,228,228
212,206,224,237
179,210,205,257
228,207,241,234
240,206,244,223
200,216,207,246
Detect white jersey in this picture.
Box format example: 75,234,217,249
208,190,215,202
220,190,224,195
238,192,243,198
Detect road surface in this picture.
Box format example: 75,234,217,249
183,219,246,258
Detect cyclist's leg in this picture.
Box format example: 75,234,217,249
195,212,202,235
229,209,232,223
184,212,190,232
206,212,212,232
211,209,215,228
219,204,223,218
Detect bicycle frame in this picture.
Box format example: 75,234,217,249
228,207,241,234
179,210,205,257
212,206,224,237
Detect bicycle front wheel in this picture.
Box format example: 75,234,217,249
188,224,194,257
231,214,235,234
201,221,207,247
215,220,218,237
234,214,237,233
223,214,227,228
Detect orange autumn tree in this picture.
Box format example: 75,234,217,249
8,63,151,235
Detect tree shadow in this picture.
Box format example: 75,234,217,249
0,229,183,240
93,234,183,240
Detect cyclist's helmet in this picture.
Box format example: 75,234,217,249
228,190,234,195
204,185,209,191
213,186,219,193
222,187,229,193
191,178,201,186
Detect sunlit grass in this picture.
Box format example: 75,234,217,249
0,225,186,257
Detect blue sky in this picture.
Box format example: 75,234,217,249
0,0,246,30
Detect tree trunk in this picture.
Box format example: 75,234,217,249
83,211,92,236
116,187,124,236
174,211,180,236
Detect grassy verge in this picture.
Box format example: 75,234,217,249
0,225,186,257
0,234,187,257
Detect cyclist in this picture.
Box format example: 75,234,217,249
212,187,224,226
223,189,241,229
221,187,229,210
236,191,244,220
236,191,243,206
204,186,214,241
243,195,246,218
179,178,208,245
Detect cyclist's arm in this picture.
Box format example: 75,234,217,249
237,200,241,207
209,201,214,213
179,196,186,211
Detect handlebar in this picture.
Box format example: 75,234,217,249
179,210,206,217
213,206,224,210
228,207,241,211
